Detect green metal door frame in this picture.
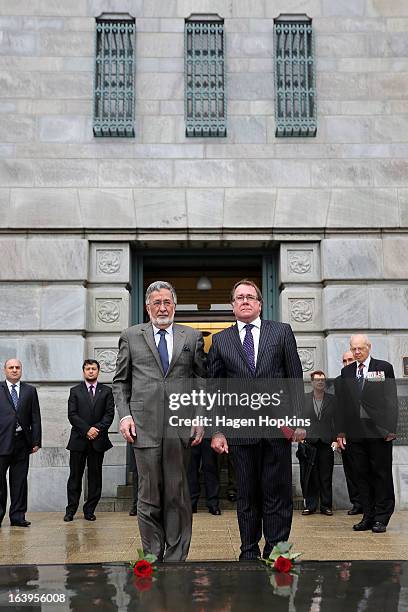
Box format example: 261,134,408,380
131,248,279,324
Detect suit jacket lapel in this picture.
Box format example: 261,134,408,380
18,382,27,409
141,324,164,373
1,381,15,410
167,325,185,376
256,320,269,370
93,384,103,407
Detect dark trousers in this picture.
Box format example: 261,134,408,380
187,439,220,510
304,440,334,512
129,444,138,512
0,434,30,524
66,446,105,517
348,438,395,525
231,439,292,560
341,446,362,508
218,453,237,497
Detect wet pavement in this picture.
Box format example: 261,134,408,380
0,560,406,611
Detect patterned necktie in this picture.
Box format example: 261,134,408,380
157,329,169,374
11,384,18,410
89,384,94,402
357,363,365,394
243,324,256,373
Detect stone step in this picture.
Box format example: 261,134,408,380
98,492,305,512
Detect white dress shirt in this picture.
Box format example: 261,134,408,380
237,317,261,366
6,379,22,431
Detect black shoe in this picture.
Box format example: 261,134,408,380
301,509,316,516
10,520,31,527
63,514,74,522
209,507,221,515
372,521,387,533
129,509,137,516
227,493,237,502
84,514,96,521
353,519,373,531
348,506,363,515
320,508,333,516
192,503,197,514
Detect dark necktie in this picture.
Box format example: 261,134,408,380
89,384,95,402
11,384,18,409
357,363,365,395
157,329,169,374
243,324,256,373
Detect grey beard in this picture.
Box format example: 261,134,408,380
150,315,174,327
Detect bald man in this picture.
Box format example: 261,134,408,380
336,335,397,533
0,359,41,527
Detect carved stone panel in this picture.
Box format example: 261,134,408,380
289,298,314,323
86,336,120,384
280,243,320,284
89,242,130,283
87,288,130,332
95,348,118,374
298,348,315,373
280,289,322,332
296,336,325,378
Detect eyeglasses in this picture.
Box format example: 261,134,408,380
233,295,259,303
149,300,174,308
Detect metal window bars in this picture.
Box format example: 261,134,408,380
93,13,136,137
274,14,317,137
185,14,226,137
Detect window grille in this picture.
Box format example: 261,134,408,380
93,13,135,137
274,14,317,137
185,14,226,137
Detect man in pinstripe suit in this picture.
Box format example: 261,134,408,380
209,279,305,561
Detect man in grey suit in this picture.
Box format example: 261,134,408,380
113,281,206,562
209,279,305,560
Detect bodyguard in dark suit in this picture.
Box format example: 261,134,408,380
0,359,41,527
64,359,114,522
336,334,398,533
300,371,336,516
209,279,305,560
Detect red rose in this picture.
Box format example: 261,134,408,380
275,572,293,587
134,577,153,592
133,559,154,578
274,556,292,573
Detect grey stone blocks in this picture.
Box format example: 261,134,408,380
0,238,88,281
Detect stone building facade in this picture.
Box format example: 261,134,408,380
0,0,407,510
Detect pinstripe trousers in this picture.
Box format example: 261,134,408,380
231,439,293,560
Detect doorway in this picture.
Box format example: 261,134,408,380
131,248,278,346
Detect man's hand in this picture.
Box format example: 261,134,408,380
337,436,346,451
211,433,229,454
31,446,40,453
384,433,397,442
120,416,136,443
292,428,306,442
190,425,204,446
86,427,100,440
